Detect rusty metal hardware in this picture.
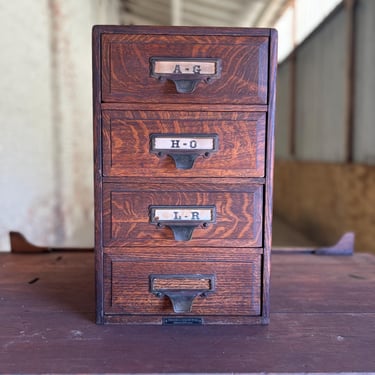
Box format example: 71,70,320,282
149,205,216,241
150,57,222,93
150,133,219,169
150,274,215,313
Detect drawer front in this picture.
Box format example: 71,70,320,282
104,255,261,316
102,110,265,177
101,34,268,104
103,183,263,247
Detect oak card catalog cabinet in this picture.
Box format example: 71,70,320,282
93,26,277,325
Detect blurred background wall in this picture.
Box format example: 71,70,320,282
274,0,375,252
0,0,120,250
0,0,373,252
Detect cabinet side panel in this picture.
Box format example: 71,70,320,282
262,29,278,323
92,26,104,324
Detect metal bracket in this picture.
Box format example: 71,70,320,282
150,57,222,93
150,274,215,313
272,232,355,256
150,133,219,170
149,205,216,241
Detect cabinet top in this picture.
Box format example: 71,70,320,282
92,24,276,38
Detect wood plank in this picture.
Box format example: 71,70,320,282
271,253,375,313
0,253,94,314
0,252,374,373
0,312,374,373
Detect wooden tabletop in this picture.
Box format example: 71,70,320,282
0,251,374,374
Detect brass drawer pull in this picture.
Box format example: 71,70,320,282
149,205,216,241
150,57,222,93
150,133,218,170
150,274,216,313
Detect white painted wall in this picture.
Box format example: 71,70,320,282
0,0,120,251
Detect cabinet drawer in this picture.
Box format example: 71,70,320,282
104,255,261,316
101,33,268,104
102,110,265,177
103,183,263,247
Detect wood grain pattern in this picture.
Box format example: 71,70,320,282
103,176,266,185
103,183,263,247
100,102,268,112
104,246,263,261
104,255,261,316
102,33,268,104
102,110,266,178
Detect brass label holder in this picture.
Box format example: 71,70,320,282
149,205,216,241
150,274,216,313
150,133,219,170
150,57,222,93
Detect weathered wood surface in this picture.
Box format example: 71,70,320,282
0,252,374,374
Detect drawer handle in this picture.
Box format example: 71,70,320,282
150,57,222,93
150,133,218,170
150,274,216,313
149,205,216,241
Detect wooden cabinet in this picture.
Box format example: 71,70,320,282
93,26,277,325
